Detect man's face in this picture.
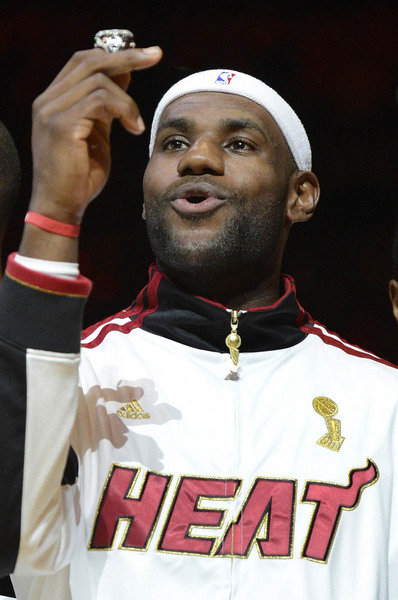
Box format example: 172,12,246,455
142,92,295,277
389,279,398,324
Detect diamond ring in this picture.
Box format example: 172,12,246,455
94,29,135,53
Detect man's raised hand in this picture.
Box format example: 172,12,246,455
29,46,162,224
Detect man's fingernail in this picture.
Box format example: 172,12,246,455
142,46,161,55
136,115,145,132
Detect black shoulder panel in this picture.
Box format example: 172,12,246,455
0,337,26,577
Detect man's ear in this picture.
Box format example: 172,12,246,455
142,202,146,220
389,279,398,323
287,171,320,224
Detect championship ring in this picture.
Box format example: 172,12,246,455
94,29,135,53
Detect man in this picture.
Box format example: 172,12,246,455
0,121,20,280
0,120,20,600
1,43,398,600
389,225,398,323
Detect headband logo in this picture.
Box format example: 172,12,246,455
215,71,236,85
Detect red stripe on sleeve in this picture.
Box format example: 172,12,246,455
5,252,92,297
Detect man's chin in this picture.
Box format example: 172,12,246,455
150,231,225,265
146,218,251,276
157,246,222,271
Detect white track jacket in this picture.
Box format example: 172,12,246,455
1,255,398,599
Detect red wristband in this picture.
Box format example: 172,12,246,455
25,211,81,238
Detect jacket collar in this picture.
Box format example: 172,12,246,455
130,265,309,353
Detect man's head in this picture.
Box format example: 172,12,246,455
142,69,320,303
148,69,312,171
0,121,20,276
0,121,20,231
389,224,398,323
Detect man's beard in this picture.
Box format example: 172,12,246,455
144,194,286,282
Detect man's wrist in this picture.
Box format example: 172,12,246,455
25,211,81,238
19,223,79,264
14,253,80,280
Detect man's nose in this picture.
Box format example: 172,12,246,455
177,138,224,176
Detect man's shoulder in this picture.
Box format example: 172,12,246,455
302,317,398,373
81,306,136,350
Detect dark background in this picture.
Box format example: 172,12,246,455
1,1,398,595
3,0,398,363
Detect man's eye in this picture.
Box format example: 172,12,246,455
227,139,255,152
162,138,187,151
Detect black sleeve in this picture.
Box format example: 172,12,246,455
0,263,90,577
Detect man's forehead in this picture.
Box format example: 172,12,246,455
158,91,283,139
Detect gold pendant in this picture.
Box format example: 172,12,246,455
313,396,345,452
225,310,241,371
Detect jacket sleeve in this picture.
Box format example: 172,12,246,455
0,254,91,576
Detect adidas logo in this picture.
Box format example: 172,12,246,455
117,400,150,420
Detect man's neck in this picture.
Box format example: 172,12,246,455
157,261,282,309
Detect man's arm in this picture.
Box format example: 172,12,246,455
20,45,161,262
0,44,162,577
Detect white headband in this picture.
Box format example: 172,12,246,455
149,68,311,171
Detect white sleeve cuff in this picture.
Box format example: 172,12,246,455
14,254,80,280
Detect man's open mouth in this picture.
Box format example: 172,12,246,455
169,183,227,215
186,196,208,204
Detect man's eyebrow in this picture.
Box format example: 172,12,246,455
157,118,195,134
220,118,271,143
156,116,272,144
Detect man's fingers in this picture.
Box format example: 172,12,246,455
50,46,162,89
36,84,144,142
32,46,162,139
111,72,131,93
34,72,143,136
37,72,134,116
35,47,161,119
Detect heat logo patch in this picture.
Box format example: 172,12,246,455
89,459,378,564
215,71,236,85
